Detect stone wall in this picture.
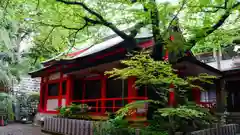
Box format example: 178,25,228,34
12,76,40,93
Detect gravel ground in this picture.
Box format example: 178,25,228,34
0,123,42,135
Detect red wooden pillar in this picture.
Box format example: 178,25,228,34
193,87,201,104
44,76,49,112
164,50,169,60
168,83,175,106
58,72,63,108
101,75,106,113
39,77,44,112
66,76,72,106
128,77,137,103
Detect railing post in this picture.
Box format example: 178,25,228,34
113,100,115,112
96,100,98,112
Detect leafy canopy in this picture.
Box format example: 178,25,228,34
1,0,240,58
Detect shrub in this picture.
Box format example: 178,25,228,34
56,103,91,120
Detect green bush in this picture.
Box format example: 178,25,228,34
56,103,91,120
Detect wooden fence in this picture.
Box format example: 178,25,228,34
190,124,239,135
42,117,239,135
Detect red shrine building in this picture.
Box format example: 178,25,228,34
29,32,222,120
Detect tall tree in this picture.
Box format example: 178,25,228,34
0,4,36,90
3,0,240,60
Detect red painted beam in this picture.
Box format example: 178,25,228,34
67,48,89,57
85,75,101,80
44,76,49,112
39,77,44,112
88,48,125,62
47,78,67,84
138,40,154,48
128,77,137,103
66,76,72,106
168,84,175,107
193,87,201,104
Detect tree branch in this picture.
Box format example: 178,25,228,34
104,22,132,39
188,5,226,9
39,22,88,31
42,27,55,46
56,0,105,22
66,25,87,54
3,0,10,17
129,22,145,38
191,2,229,13
167,0,186,31
201,8,220,13
20,32,30,41
225,0,228,9
83,17,102,25
187,2,240,48
36,0,40,10
56,0,131,40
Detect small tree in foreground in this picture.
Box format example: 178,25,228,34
105,51,217,134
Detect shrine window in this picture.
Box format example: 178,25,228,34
84,79,101,112
72,80,84,100
200,90,216,102
106,78,128,112
85,79,101,99
48,83,59,96
106,78,128,98
200,83,216,103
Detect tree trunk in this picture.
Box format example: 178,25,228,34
150,0,164,61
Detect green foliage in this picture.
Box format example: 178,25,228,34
183,0,240,54
56,103,91,120
106,51,187,86
0,5,37,88
0,93,14,120
141,103,217,133
97,116,168,135
159,106,204,119
116,100,161,119
2,0,240,59
156,103,217,133
27,92,40,102
105,52,217,133
0,0,238,73
106,51,216,105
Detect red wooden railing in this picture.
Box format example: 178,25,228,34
71,97,148,113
